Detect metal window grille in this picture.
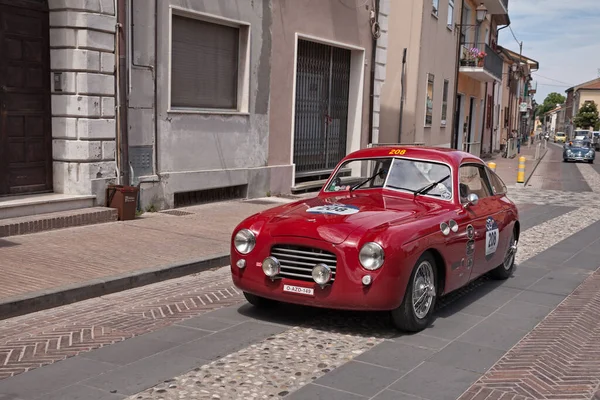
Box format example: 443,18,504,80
293,39,351,178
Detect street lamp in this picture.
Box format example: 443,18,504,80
475,3,488,23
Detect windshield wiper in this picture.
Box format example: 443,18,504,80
414,175,451,197
350,169,384,192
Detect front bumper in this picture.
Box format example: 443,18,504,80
564,154,595,161
230,237,412,311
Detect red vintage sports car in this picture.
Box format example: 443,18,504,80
230,146,519,332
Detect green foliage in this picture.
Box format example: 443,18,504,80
145,204,157,213
537,92,566,116
573,101,600,130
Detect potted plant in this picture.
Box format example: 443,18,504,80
476,50,487,67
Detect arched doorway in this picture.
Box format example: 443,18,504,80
0,0,52,195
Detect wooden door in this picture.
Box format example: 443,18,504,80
0,0,52,195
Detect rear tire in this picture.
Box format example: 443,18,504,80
490,231,516,280
243,292,278,308
391,252,438,332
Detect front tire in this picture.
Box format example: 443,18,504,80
490,231,517,280
391,252,437,332
243,292,278,308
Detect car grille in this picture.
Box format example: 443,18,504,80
270,244,337,283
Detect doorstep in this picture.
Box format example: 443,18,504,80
0,193,118,238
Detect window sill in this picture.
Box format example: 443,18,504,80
167,108,250,116
447,25,453,32
424,124,432,128
431,11,439,19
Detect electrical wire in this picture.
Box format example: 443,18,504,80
532,73,574,86
536,83,572,88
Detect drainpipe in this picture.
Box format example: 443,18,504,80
490,80,496,153
367,0,380,145
116,0,130,186
481,82,488,155
398,48,406,143
451,0,465,149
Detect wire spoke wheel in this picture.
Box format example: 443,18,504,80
412,260,435,319
504,236,517,270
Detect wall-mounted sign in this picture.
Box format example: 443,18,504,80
519,102,527,112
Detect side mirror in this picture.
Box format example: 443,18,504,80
464,193,479,208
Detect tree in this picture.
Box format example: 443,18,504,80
573,101,600,130
537,92,566,116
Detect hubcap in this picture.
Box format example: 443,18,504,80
504,237,517,270
412,261,435,319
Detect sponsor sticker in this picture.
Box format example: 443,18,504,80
283,284,314,296
306,204,360,216
485,217,499,257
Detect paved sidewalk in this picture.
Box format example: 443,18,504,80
487,141,549,187
0,196,302,319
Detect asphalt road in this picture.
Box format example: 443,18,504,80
1,150,600,400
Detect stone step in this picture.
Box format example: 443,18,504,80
0,207,117,238
0,193,96,220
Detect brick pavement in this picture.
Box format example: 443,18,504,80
458,267,600,400
0,267,241,380
0,197,296,312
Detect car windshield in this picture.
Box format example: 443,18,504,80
557,133,565,137
325,157,453,199
571,140,590,148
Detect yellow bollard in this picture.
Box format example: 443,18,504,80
488,162,496,172
516,156,526,183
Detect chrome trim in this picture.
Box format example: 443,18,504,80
271,244,337,283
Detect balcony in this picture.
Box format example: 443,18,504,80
459,43,503,82
481,0,508,15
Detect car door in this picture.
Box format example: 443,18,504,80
457,163,507,281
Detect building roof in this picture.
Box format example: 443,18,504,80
497,46,540,70
566,77,600,93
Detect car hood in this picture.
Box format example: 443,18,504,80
566,146,592,152
266,193,437,244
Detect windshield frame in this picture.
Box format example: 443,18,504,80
322,155,456,203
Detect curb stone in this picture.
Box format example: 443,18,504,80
0,253,230,321
524,147,549,186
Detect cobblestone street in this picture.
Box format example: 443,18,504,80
0,144,600,400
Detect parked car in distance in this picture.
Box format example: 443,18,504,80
563,139,595,163
554,132,567,143
230,146,520,332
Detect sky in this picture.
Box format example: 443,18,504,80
498,0,600,104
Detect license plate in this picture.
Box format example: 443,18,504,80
283,284,314,296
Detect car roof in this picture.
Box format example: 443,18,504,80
342,146,482,166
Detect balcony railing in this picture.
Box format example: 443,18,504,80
459,43,503,81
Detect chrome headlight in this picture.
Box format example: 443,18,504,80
587,150,595,156
566,150,573,155
359,242,385,270
234,229,256,254
312,263,332,285
262,256,280,277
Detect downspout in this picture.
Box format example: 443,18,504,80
490,80,495,153
367,0,380,145
451,0,465,149
398,48,406,142
116,0,130,186
481,82,488,155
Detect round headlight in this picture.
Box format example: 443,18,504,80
312,263,332,285
234,229,256,254
359,242,385,270
262,256,280,277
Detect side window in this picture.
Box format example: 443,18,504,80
487,168,507,195
459,165,493,202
